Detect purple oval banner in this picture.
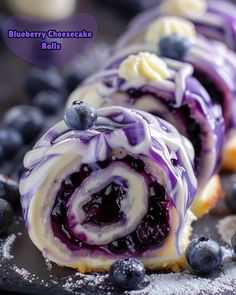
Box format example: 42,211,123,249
3,13,97,67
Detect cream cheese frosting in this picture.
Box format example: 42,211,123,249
119,52,171,82
145,17,196,45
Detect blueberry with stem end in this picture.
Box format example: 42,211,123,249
3,105,44,143
109,258,145,290
185,237,222,274
159,35,191,60
64,101,97,130
32,90,64,115
0,127,23,159
0,198,14,233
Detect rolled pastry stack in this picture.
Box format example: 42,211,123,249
115,0,236,52
20,107,197,272
111,15,236,171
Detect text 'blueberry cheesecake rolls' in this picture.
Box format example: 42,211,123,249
67,54,225,215
115,0,236,52
19,105,197,272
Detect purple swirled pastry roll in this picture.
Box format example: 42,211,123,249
20,106,197,272
115,0,236,52
67,53,224,200
110,17,236,133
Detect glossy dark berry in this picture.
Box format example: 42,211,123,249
3,105,44,143
0,127,23,159
159,35,190,60
109,258,145,290
64,69,87,93
64,101,97,130
185,237,222,274
0,198,14,233
226,182,236,213
25,68,65,97
0,175,19,206
32,90,63,115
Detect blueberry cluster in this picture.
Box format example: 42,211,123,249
0,67,88,170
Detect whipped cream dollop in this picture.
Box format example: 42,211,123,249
119,52,171,82
161,0,207,18
145,17,196,45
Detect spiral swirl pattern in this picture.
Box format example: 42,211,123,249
20,107,197,272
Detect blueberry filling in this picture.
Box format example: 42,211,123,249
51,156,171,255
83,182,127,226
125,88,202,172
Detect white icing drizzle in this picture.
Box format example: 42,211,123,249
71,54,194,109
20,107,197,269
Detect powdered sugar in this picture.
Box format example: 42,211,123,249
1,221,236,294
217,215,236,244
13,266,32,280
1,234,16,259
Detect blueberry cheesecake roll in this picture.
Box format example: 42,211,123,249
115,0,236,52
67,53,224,216
20,104,197,272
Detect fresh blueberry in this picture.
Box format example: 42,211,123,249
64,101,97,130
3,105,44,143
0,127,23,159
231,232,236,254
25,68,65,97
64,69,87,93
0,175,19,206
226,182,236,213
32,90,64,115
0,198,14,233
159,35,191,60
109,258,145,290
185,237,222,274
